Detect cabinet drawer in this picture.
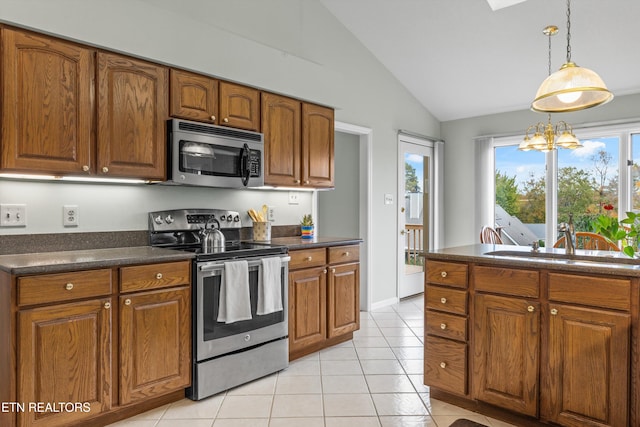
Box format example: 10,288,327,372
474,265,539,298
424,335,467,396
289,248,327,270
18,269,112,306
426,261,467,288
426,311,467,341
120,261,190,293
548,272,630,311
426,285,467,315
328,245,359,264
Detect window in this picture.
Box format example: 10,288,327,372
489,123,640,246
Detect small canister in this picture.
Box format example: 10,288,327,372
253,221,271,242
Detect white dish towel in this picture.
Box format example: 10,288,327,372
217,260,252,324
257,257,283,315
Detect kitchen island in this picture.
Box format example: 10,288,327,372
424,244,640,427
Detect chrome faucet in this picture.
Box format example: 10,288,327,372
558,213,576,255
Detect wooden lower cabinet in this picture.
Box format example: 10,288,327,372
288,244,360,360
17,298,112,427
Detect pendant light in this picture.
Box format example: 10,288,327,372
519,26,581,152
531,0,613,113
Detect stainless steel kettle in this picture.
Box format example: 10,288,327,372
199,218,225,253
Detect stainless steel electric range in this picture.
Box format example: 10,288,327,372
148,208,290,400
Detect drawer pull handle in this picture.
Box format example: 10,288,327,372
223,117,229,123
306,256,313,261
551,308,558,315
82,165,90,172
156,273,163,280
323,269,327,274
440,297,447,304
344,252,350,256
440,271,447,278
210,115,216,121
65,283,74,291
125,299,131,306
527,305,535,313
440,323,447,330
440,362,447,369
102,166,109,173
104,302,111,309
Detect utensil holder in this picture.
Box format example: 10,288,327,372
253,221,271,242
301,225,314,240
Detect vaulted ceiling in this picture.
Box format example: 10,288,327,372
319,0,640,122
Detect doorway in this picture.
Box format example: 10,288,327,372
398,136,435,299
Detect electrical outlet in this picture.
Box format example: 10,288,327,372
288,191,300,205
63,205,79,227
267,206,275,222
0,204,27,227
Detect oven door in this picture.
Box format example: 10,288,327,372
195,255,289,360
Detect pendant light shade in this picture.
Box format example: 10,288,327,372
531,62,613,112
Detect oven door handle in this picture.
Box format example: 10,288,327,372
199,256,291,272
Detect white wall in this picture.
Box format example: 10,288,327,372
441,92,640,248
0,0,440,305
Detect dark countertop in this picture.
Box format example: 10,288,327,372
427,243,640,277
0,246,195,275
267,236,363,250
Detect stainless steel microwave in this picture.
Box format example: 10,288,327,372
164,119,264,188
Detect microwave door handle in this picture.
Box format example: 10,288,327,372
241,143,250,186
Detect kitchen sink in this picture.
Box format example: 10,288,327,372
484,249,639,265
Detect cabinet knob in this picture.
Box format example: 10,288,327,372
306,256,313,261
294,179,301,184
440,271,448,278
440,297,447,304
82,165,90,172
323,269,327,274
65,283,74,291
344,252,350,257
223,117,229,123
124,299,131,306
104,302,111,309
527,305,535,313
102,166,109,173
156,273,163,279
210,115,216,121
551,308,558,315
440,362,447,369
440,323,447,330
332,268,336,273
304,180,310,184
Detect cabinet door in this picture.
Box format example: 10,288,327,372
473,294,539,417
18,299,112,427
1,28,94,175
119,286,190,405
288,267,327,354
327,262,360,338
219,81,260,131
262,92,301,186
543,304,629,427
169,69,218,124
302,103,334,188
97,52,168,180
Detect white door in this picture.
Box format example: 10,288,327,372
398,138,434,299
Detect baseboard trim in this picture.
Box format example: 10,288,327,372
370,297,398,311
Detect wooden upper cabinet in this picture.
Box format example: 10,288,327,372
219,81,260,131
97,52,168,180
262,92,301,186
170,69,218,124
1,28,94,175
302,103,334,188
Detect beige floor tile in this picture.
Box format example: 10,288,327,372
227,374,277,395
371,393,429,416
278,359,321,376
361,359,405,375
321,359,363,375
323,393,377,417
271,394,324,418
353,336,391,347
157,420,214,427
356,347,397,360
275,375,322,394
106,420,159,427
402,319,425,328
381,327,418,337
374,319,409,328
408,375,430,393
365,374,416,393
163,396,224,419
399,359,424,375
384,336,423,347
268,417,325,427
319,346,359,360
392,347,424,360
379,415,438,427
354,327,385,337
325,416,382,427
322,374,369,394
371,312,403,320
213,418,269,427
426,398,485,418
216,395,273,419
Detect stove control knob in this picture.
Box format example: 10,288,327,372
233,215,240,222
165,215,174,224
244,334,251,342
227,214,234,221
153,215,163,225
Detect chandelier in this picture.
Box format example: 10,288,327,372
531,0,613,113
519,25,580,152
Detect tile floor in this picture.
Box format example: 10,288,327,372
108,295,516,427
